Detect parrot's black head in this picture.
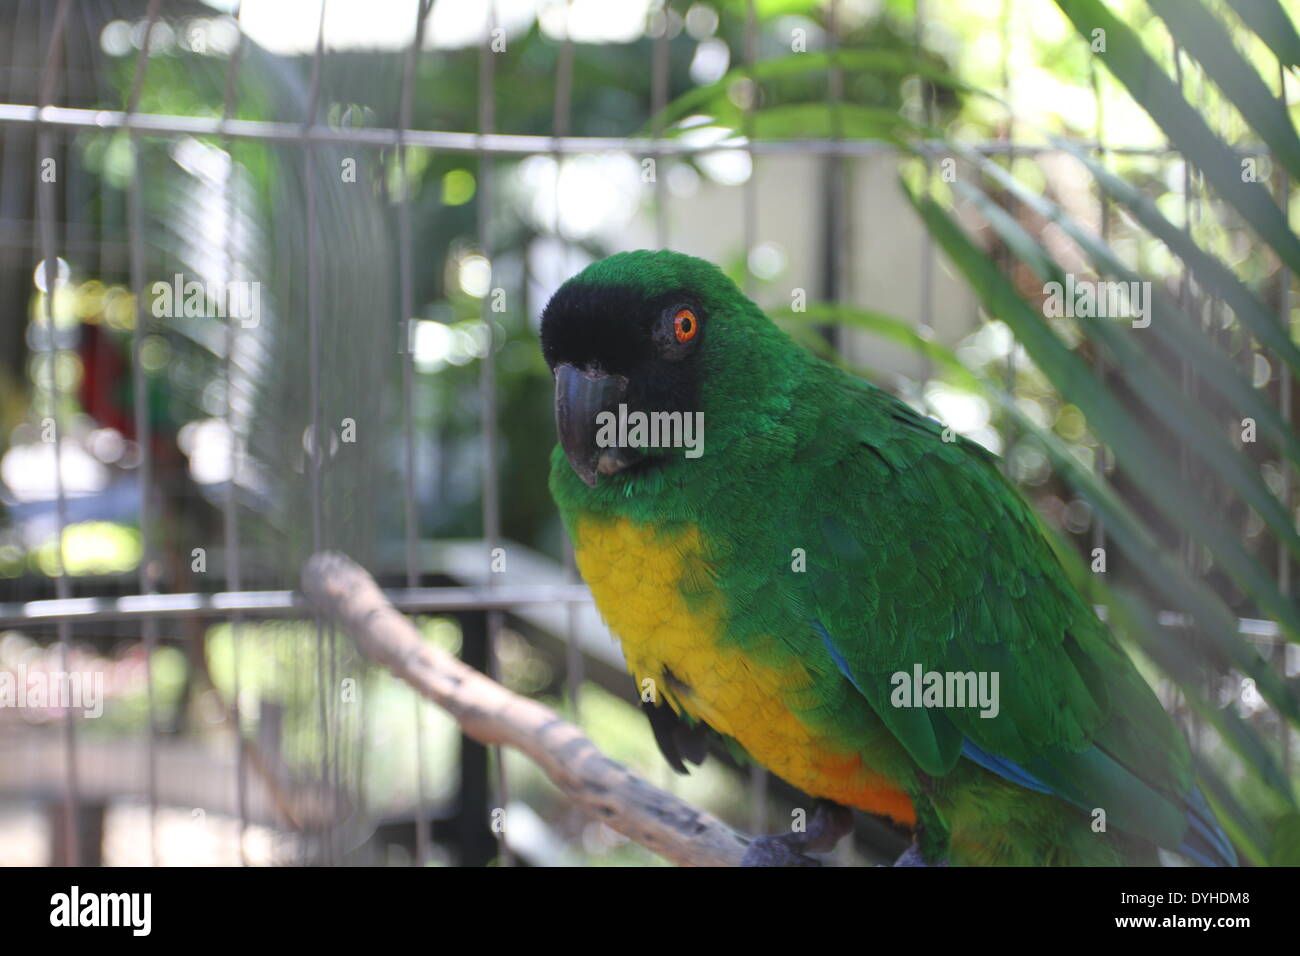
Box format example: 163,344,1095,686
540,251,717,487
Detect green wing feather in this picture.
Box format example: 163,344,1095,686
788,368,1193,847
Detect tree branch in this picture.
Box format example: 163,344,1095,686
301,551,749,866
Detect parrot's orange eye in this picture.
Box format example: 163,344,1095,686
673,308,698,343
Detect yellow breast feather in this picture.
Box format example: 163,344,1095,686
573,514,916,823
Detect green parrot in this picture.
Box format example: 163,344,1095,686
541,248,1236,867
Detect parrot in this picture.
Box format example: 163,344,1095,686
540,248,1237,867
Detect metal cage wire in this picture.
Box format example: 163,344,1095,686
0,0,1292,866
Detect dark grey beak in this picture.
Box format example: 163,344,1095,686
554,363,636,487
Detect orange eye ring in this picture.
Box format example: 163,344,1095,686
673,308,698,343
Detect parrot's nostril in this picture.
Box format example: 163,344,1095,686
597,447,641,476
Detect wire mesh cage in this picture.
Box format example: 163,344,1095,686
0,0,1295,869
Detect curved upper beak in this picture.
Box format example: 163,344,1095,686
554,363,635,487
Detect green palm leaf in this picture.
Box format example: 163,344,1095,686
950,173,1300,562
1228,0,1300,69
1056,138,1300,379
1149,0,1300,182
903,180,1300,687
1055,0,1300,275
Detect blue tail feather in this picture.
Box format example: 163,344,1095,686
962,740,1237,866
1176,786,1237,867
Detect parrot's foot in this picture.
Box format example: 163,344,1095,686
891,843,949,867
741,800,854,867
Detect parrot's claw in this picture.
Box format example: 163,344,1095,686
891,843,949,866
740,800,854,867
741,835,822,867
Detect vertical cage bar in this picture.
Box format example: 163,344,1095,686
741,0,758,297
1170,39,1199,740
478,0,511,867
825,0,847,353
219,0,250,866
398,0,433,867
1088,53,1108,565
35,0,78,868
915,1,933,377
652,1,670,250
125,0,162,867
1275,64,1293,778
303,0,332,864
549,0,583,721
998,0,1018,461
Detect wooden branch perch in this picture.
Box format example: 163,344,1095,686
301,551,749,866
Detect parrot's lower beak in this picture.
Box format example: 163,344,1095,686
554,363,638,487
